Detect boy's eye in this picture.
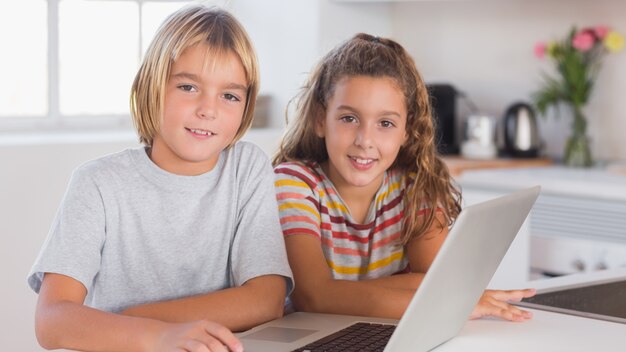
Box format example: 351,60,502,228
224,93,241,102
178,84,196,92
380,120,395,128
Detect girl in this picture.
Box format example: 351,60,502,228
273,33,535,321
28,5,292,352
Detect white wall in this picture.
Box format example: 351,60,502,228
1,138,139,351
391,0,626,160
231,0,320,128
232,0,392,128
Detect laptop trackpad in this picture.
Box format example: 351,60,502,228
243,327,318,343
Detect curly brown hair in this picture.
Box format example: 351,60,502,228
272,33,461,244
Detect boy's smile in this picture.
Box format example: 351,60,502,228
150,44,248,176
316,75,408,198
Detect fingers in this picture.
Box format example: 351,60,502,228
158,320,242,352
489,288,536,302
485,297,533,322
203,321,243,352
470,290,535,322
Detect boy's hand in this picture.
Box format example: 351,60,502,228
469,288,536,322
153,320,243,352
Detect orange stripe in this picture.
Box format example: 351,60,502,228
328,232,401,257
281,215,319,227
283,228,320,238
276,192,308,200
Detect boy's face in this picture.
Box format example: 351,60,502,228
151,44,248,175
316,75,408,197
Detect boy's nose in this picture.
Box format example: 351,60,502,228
197,95,217,120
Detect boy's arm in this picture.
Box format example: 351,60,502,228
36,273,242,352
122,274,286,332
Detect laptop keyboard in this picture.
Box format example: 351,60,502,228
291,322,396,352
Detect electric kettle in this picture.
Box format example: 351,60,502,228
502,102,541,158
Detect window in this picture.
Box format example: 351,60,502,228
0,0,191,131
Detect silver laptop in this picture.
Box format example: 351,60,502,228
239,186,541,352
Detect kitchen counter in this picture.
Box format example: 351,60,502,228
436,267,626,351
443,156,553,177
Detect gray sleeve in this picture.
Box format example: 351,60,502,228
230,147,294,295
27,166,105,293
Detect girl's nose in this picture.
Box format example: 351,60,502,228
354,125,374,149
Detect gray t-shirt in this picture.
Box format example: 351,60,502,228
28,141,293,313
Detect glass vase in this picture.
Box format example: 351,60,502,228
563,104,593,168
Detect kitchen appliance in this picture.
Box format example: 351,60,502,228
460,114,497,159
427,84,459,155
501,102,541,157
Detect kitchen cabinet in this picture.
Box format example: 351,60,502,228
459,166,626,281
461,186,531,289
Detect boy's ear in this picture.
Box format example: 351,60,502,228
314,109,326,138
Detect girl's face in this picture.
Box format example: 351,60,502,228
316,75,408,195
151,44,248,175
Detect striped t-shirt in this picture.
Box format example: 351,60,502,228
274,161,416,281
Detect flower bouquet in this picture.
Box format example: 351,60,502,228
533,26,624,167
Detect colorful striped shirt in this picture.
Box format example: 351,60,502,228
274,161,416,281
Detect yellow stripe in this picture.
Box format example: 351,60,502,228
279,203,320,221
327,251,404,275
275,179,309,188
275,178,325,197
375,180,402,205
327,201,349,213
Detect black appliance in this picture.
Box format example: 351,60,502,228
501,102,541,158
427,84,459,155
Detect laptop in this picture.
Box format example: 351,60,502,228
239,186,541,352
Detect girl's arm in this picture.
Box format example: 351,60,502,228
285,234,416,319
36,273,242,352
122,274,286,332
287,212,534,321
283,213,447,318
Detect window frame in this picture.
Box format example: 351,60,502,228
0,0,192,134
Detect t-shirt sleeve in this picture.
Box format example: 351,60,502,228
27,165,105,294
273,162,322,240
229,147,294,295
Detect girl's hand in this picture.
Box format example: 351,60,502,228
469,288,536,322
153,320,243,352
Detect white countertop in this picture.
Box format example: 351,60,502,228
436,267,626,352
459,166,626,201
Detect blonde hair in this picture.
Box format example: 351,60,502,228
273,33,462,244
130,5,259,146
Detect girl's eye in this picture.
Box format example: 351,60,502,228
380,120,396,128
178,84,196,92
340,115,357,123
224,93,241,102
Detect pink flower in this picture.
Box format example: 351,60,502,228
594,25,610,39
534,42,547,58
572,31,595,52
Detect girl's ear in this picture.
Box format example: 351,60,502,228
314,108,326,138
401,115,411,146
